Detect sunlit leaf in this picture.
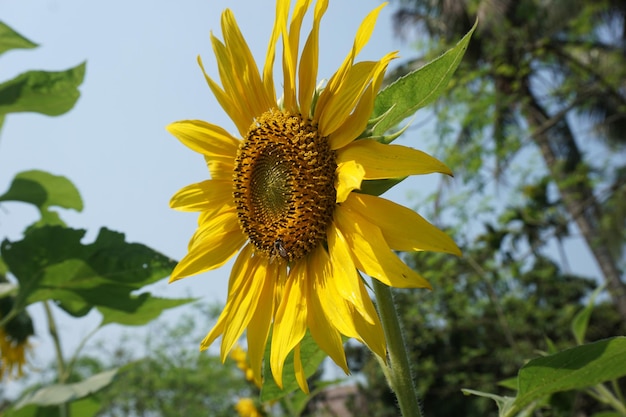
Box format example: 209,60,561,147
371,20,477,137
0,62,85,117
0,22,37,55
513,337,626,411
13,369,117,410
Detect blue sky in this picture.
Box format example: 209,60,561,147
1,0,440,390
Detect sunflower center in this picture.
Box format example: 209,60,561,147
233,110,337,262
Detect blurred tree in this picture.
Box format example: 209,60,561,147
386,0,626,319
90,310,252,417
354,180,623,415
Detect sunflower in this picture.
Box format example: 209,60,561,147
168,0,460,392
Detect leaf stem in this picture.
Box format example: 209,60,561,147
372,279,424,417
43,301,70,417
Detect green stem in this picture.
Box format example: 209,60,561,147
372,279,423,417
43,301,70,417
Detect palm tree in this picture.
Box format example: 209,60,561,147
389,0,626,319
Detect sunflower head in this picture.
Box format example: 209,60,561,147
168,0,460,392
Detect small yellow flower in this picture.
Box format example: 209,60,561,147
235,397,263,417
168,0,460,391
0,323,30,380
230,345,257,386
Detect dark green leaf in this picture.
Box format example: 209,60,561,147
513,337,626,411
0,170,83,212
98,296,196,326
0,62,85,116
0,22,37,55
1,226,177,316
260,331,328,401
13,369,117,410
571,284,604,345
371,20,477,136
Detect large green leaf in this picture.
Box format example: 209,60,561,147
0,170,83,212
371,21,477,137
464,337,626,416
13,369,118,410
0,22,37,56
0,62,85,117
260,331,329,401
512,337,626,411
1,226,177,316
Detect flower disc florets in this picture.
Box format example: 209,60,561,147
233,110,337,262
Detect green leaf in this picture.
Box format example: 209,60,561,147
0,170,83,213
98,296,196,326
0,62,85,117
3,396,102,417
0,22,37,55
512,337,626,411
571,284,604,345
1,226,177,316
461,389,515,414
371,20,477,137
13,369,118,410
260,331,328,401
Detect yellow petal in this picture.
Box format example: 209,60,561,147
270,260,308,388
349,287,387,360
344,193,461,255
199,244,254,352
293,344,309,394
314,2,386,120
166,120,239,161
221,254,268,359
246,258,278,387
307,247,350,373
263,0,289,102
327,222,376,324
197,56,250,137
169,180,233,212
282,0,312,111
170,228,246,282
319,52,397,136
298,0,328,116
328,52,395,150
336,139,453,179
335,204,432,289
335,160,365,203
204,157,235,181
314,244,385,359
188,210,239,250
310,245,358,338
221,10,273,113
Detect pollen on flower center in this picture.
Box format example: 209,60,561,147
233,110,337,262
